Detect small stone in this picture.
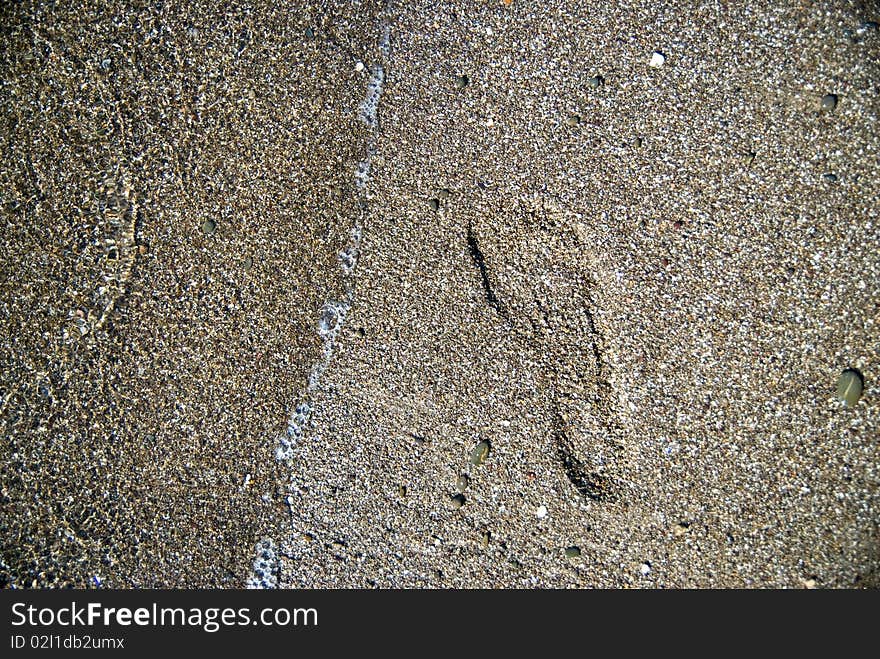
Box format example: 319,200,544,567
355,61,365,72
836,368,864,407
630,136,643,148
243,256,254,271
428,198,440,211
438,188,451,200
455,74,469,89
469,440,490,465
822,173,837,182
673,523,689,537
565,113,581,126
304,27,315,39
450,493,466,509
588,75,604,88
802,578,817,589
398,484,407,498
649,51,666,68
821,93,838,111
480,531,491,547
201,219,217,235
565,546,581,558
456,474,470,492
639,562,652,576
536,504,548,519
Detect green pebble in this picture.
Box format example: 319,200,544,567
450,493,466,509
565,546,582,558
201,219,217,235
821,93,838,111
455,74,469,89
428,198,440,211
588,75,604,88
456,474,470,492
469,440,490,466
837,368,863,407
243,256,254,271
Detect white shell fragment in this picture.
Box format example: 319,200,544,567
649,51,666,68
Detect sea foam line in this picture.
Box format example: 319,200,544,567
249,22,391,588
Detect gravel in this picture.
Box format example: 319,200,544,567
1,0,878,589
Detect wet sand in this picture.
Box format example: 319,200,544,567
1,0,878,588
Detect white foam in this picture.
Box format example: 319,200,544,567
246,538,279,589
359,64,384,128
338,225,363,274
256,21,391,588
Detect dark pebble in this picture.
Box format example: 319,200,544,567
821,94,838,111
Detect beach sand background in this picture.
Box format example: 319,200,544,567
1,0,878,588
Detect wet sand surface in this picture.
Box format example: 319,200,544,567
1,1,878,588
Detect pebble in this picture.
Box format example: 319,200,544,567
450,493,466,509
243,256,254,271
588,75,604,88
469,440,490,465
456,474,470,492
821,93,838,111
304,27,315,39
201,219,217,235
536,504,548,518
428,198,440,211
649,51,666,68
455,74,469,89
565,546,581,558
630,136,643,148
398,484,407,498
822,173,838,182
480,531,491,548
438,188,451,200
565,113,581,127
639,562,652,576
836,368,863,407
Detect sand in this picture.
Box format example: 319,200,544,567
1,0,878,589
